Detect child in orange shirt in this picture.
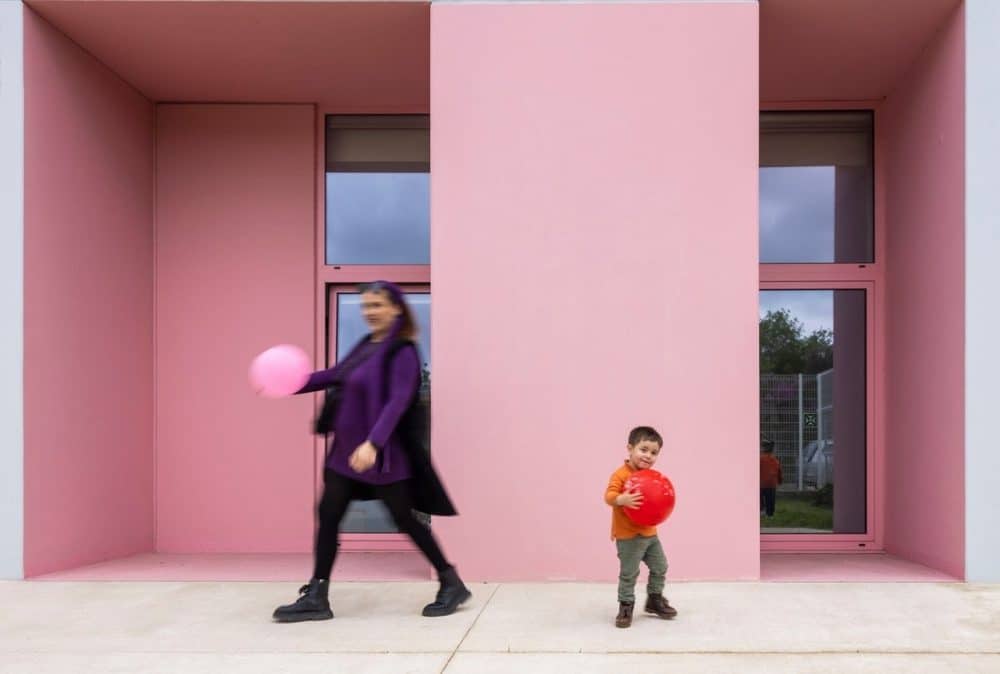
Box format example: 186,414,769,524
604,426,677,628
760,438,782,518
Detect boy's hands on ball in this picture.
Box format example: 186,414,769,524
616,489,644,509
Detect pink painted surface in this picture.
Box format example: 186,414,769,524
156,105,315,553
431,2,759,581
761,0,961,101
36,552,952,583
32,552,430,582
22,9,155,577
25,0,429,110
882,6,965,579
761,553,958,582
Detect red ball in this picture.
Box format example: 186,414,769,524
623,470,676,527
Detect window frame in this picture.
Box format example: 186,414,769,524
758,281,877,549
313,112,431,551
318,283,431,549
759,101,886,553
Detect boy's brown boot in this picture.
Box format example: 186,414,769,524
644,593,678,619
615,602,634,628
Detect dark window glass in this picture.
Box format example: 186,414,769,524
759,289,867,534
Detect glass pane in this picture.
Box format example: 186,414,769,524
325,172,430,265
332,291,431,534
759,289,866,534
760,112,874,263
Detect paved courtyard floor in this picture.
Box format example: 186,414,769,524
1,580,998,673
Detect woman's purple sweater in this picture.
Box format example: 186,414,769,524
298,339,420,485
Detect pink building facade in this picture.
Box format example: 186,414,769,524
1,0,997,583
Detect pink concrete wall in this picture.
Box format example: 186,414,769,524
23,10,155,576
883,6,965,578
156,105,315,553
431,2,760,580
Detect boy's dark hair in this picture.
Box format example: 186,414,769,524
628,426,663,447
761,438,776,452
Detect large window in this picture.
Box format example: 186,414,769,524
322,115,432,539
759,110,877,546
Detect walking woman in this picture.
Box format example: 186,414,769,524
273,281,469,622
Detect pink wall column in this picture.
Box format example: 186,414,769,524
431,2,759,581
156,105,315,553
883,6,965,578
23,10,155,576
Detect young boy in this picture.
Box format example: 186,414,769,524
605,426,677,628
759,438,782,518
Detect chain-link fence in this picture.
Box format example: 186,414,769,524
760,372,833,491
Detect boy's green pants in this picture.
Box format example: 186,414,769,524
616,535,668,604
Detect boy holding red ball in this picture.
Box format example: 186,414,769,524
604,426,678,628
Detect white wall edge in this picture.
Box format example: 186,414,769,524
965,0,1000,583
0,0,25,580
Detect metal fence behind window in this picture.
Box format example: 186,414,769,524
760,373,823,490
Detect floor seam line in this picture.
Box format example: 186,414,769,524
440,583,501,673
447,649,1000,656
1,650,998,656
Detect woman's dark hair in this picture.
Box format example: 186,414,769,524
359,281,419,341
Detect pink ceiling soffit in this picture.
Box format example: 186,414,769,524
760,0,962,102
25,1,430,109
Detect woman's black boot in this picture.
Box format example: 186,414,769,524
272,579,334,622
422,566,472,617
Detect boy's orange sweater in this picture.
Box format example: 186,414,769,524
760,453,782,488
605,461,658,540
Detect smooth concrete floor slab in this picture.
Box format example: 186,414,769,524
0,653,450,674
1,580,998,674
445,654,1000,674
0,581,492,654
459,582,1000,654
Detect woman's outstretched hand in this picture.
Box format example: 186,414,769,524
349,440,378,473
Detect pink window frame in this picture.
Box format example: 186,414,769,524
313,110,431,552
759,100,887,553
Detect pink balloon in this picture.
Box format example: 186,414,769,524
249,344,311,398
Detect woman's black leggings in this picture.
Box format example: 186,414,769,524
313,469,450,580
